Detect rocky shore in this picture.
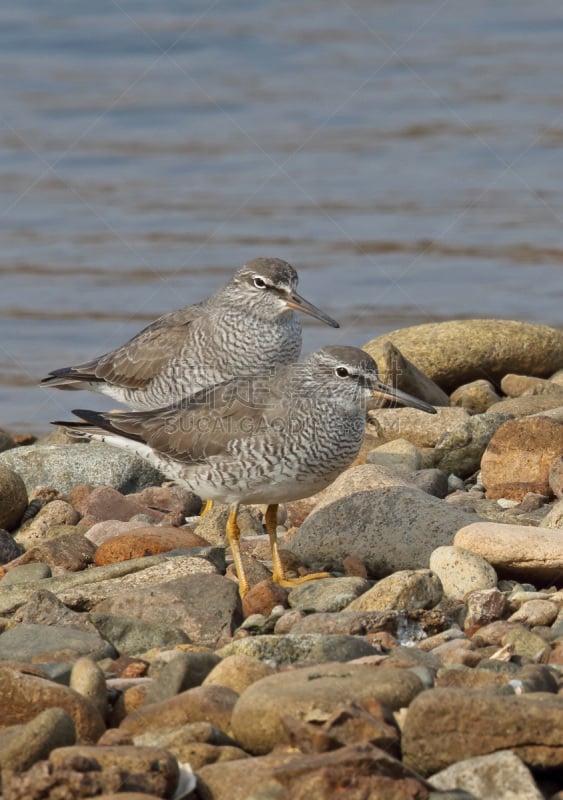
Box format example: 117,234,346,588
0,318,562,800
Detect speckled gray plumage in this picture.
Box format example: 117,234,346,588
58,346,436,506
41,257,338,409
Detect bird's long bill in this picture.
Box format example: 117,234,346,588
285,291,340,328
373,381,437,414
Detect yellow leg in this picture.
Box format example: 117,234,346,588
265,504,330,588
200,499,214,517
226,503,249,599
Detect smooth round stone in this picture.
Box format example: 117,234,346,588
0,443,165,495
363,320,563,393
94,527,209,566
543,498,563,529
430,750,544,799
202,654,276,695
450,379,501,413
366,439,422,475
288,465,475,578
0,665,105,742
346,570,443,612
231,661,425,754
70,656,108,719
144,651,221,705
0,562,52,585
0,707,76,774
288,577,371,612
0,622,116,663
481,416,563,500
429,546,497,600
0,466,27,531
508,599,559,627
454,522,563,584
15,500,80,548
89,613,190,656
216,633,379,665
119,684,238,737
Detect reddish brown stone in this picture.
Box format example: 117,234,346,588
94,526,209,566
481,416,563,500
73,486,165,524
242,580,289,617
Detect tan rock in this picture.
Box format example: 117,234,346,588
48,745,179,797
454,521,563,584
0,466,27,532
0,665,105,743
481,415,563,499
501,373,560,397
363,319,563,393
119,684,237,737
364,339,449,406
486,395,563,417
367,406,469,448
231,662,424,755
203,654,276,695
403,688,563,775
450,379,501,413
346,570,442,612
197,746,431,800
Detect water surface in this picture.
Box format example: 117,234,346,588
1,0,562,431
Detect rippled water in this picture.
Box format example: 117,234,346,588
1,0,563,432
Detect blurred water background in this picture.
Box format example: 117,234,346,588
1,0,563,432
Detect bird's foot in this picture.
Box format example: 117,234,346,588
274,570,331,589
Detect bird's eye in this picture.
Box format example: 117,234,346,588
335,367,349,378
253,276,268,289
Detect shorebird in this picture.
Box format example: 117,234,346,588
55,346,436,597
41,257,339,410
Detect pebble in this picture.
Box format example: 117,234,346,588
0,562,51,585
0,466,28,531
202,654,276,695
288,464,475,577
481,415,563,500
0,442,164,495
363,319,563,392
144,651,221,705
93,525,209,566
454,521,563,584
403,688,563,775
0,529,24,566
217,633,380,665
367,406,470,449
430,749,544,800
346,569,443,612
230,662,425,754
429,546,497,599
365,438,422,474
69,656,108,719
450,379,502,413
429,411,513,479
0,707,76,775
287,576,371,612
0,664,106,742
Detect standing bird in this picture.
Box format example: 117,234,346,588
55,346,436,597
41,257,339,409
